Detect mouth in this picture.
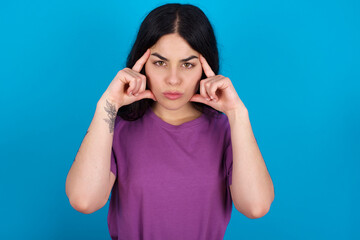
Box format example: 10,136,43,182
163,91,183,100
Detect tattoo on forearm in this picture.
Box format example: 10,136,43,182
103,99,117,133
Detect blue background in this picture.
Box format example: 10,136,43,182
1,0,359,239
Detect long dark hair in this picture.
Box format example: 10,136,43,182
117,3,222,120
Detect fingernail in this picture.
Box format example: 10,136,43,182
210,96,214,100
129,91,133,96
206,98,210,101
134,93,139,96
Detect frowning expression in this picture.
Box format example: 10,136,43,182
144,33,203,108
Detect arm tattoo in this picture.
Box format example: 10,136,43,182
103,99,117,133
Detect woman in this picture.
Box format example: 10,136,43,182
66,3,274,240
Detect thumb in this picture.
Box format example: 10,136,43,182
189,94,208,104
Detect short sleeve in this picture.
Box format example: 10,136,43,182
110,115,121,178
223,121,233,187
110,146,117,178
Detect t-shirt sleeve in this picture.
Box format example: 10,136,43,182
110,116,122,178
110,146,117,178
223,119,233,187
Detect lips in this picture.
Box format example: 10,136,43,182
163,91,183,100
163,91,182,95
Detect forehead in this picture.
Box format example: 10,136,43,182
150,33,198,58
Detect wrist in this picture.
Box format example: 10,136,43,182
224,106,249,122
98,93,121,110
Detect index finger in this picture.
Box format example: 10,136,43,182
132,48,151,72
199,54,215,78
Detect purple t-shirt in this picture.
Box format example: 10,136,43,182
108,105,233,240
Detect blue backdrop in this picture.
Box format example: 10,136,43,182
1,0,359,239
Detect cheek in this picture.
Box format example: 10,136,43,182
145,63,156,89
145,65,168,88
189,65,203,79
145,62,160,78
187,68,203,87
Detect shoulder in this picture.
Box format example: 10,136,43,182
113,114,131,134
202,107,230,141
204,107,230,127
113,112,148,134
113,115,123,130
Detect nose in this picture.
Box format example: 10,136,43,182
166,68,181,85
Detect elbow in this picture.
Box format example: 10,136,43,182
249,197,274,219
69,197,103,214
250,186,275,219
233,202,271,219
69,198,93,214
66,182,107,214
248,205,270,219
234,185,275,219
66,185,92,214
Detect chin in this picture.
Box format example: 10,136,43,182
154,97,189,110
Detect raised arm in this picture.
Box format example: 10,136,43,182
65,95,119,214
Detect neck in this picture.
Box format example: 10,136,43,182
151,102,202,123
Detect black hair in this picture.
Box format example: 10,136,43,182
117,3,222,120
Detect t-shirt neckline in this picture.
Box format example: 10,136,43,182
146,106,208,130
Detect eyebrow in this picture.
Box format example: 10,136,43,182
151,52,198,62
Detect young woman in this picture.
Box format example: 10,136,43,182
66,3,274,240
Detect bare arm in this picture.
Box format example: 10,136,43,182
226,107,274,219
65,49,155,214
65,95,120,214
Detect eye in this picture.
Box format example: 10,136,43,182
183,63,195,69
154,61,166,67
153,61,195,69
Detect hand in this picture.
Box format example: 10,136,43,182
189,54,246,115
100,48,157,109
